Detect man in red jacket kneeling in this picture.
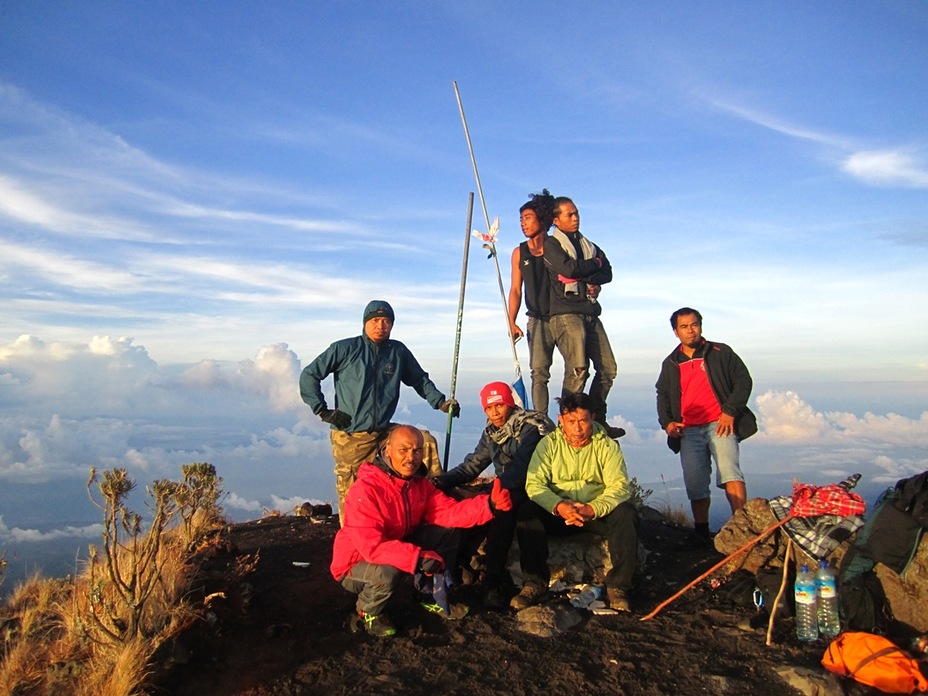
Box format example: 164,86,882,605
330,424,512,637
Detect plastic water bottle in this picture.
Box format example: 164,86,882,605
794,565,819,642
570,584,603,609
816,560,841,638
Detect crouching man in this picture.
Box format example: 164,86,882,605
516,392,638,612
432,381,555,609
330,424,512,637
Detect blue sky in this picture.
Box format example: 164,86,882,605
1,2,927,584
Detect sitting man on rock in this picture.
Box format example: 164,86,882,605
432,381,555,610
330,424,512,637
517,391,638,612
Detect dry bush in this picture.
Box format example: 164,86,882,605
655,473,693,528
658,503,694,528
0,574,71,695
72,637,153,696
1,462,226,695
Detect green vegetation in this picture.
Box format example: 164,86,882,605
627,476,654,510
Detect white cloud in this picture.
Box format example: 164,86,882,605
756,390,928,446
755,390,831,440
224,492,262,513
843,149,928,188
701,95,928,190
0,515,103,544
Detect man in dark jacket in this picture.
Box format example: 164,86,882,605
656,307,757,541
300,300,459,518
432,382,554,608
331,425,511,637
542,197,622,437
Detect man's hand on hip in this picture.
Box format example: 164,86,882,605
319,408,352,430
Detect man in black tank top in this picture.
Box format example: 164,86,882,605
508,191,557,414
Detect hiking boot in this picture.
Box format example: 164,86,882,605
509,583,549,611
358,611,396,637
483,585,508,611
690,529,717,549
606,588,631,613
420,601,470,621
601,424,626,439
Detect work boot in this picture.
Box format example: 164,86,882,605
606,587,631,613
509,583,549,611
420,601,470,620
358,611,397,637
483,585,508,611
601,424,626,439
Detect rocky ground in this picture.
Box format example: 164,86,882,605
150,512,886,696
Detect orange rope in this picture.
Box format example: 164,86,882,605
640,515,793,621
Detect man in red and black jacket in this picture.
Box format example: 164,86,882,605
656,307,757,543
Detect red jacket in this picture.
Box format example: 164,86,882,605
330,458,494,580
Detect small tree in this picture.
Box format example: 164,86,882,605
84,469,178,645
173,462,224,547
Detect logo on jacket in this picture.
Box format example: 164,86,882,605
384,361,396,375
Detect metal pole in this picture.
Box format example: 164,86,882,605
452,81,526,404
443,192,474,469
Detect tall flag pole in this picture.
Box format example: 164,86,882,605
452,80,527,406
443,192,475,469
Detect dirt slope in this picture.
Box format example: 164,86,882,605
151,514,868,696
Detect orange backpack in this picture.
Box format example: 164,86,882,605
822,632,928,693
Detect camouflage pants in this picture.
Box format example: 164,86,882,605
331,425,443,521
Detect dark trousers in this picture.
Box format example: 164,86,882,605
516,500,638,591
340,525,460,616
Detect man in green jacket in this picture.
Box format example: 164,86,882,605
300,300,459,518
517,391,638,612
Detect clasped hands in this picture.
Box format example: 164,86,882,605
553,500,594,527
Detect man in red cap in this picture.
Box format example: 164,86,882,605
432,381,554,609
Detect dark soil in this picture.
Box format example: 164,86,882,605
152,513,850,696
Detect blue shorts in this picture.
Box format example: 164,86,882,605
679,422,744,501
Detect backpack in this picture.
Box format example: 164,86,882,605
839,569,891,634
822,632,928,693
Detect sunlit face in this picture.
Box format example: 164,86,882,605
673,313,703,350
384,426,424,478
558,408,594,448
364,316,393,343
520,209,543,239
553,201,580,233
484,403,513,428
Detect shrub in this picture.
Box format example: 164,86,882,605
0,462,226,694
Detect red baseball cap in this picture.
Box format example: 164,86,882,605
480,382,516,410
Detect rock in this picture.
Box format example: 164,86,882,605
714,499,785,574
875,532,928,632
715,498,928,633
507,527,651,588
513,604,582,638
773,666,843,696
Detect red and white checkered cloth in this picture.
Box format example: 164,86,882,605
790,481,866,518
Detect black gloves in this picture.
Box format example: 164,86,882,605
430,475,450,492
319,408,352,430
438,399,460,418
417,549,445,575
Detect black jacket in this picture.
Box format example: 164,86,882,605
655,339,757,453
542,233,612,317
